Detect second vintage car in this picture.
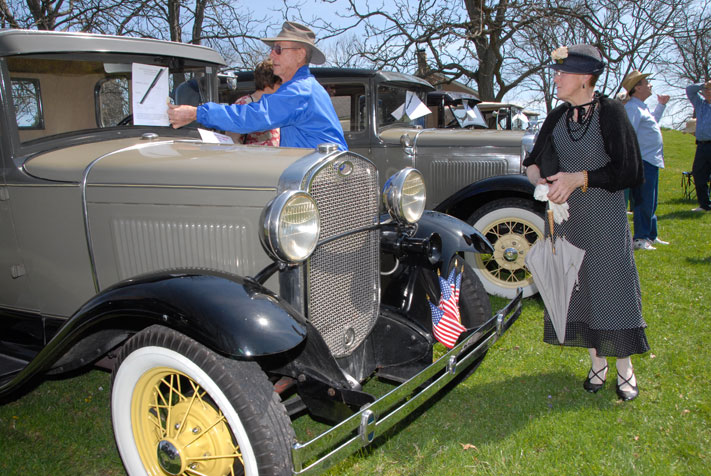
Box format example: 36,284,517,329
224,68,545,299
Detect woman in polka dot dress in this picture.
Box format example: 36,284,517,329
523,44,650,401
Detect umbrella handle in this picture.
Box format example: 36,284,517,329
547,209,556,254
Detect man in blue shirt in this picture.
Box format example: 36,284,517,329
622,70,670,250
168,22,347,151
686,81,711,212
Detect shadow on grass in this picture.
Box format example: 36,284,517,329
0,365,103,406
657,209,711,220
686,256,711,264
348,369,607,460
662,196,697,206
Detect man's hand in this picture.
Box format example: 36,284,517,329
168,104,198,129
704,80,711,90
657,94,670,105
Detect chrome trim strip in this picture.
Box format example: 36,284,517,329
79,142,153,293
5,183,77,187
291,289,523,475
87,183,275,192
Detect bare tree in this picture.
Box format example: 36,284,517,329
0,0,276,69
667,0,711,84
512,0,688,113
288,0,690,113
0,0,123,30
287,0,582,101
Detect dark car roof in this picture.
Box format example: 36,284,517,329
229,67,435,90
427,90,481,106
0,29,226,66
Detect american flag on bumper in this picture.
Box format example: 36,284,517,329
428,267,466,349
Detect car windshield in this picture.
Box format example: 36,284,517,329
376,84,430,130
8,54,218,144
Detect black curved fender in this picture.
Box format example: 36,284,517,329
73,270,308,357
0,270,308,400
414,210,493,266
434,173,536,215
381,211,491,326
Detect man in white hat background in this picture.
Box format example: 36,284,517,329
685,80,711,212
622,70,670,250
168,21,347,151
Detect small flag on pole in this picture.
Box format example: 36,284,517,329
428,267,466,349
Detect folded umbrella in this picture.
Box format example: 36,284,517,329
524,210,585,343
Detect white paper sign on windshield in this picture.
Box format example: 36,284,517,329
391,91,432,121
456,103,487,128
512,112,529,128
132,63,170,126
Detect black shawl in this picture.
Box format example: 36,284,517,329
523,96,644,192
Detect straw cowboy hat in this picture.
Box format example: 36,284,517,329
261,21,326,65
622,70,651,93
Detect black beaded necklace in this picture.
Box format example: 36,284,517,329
565,93,599,142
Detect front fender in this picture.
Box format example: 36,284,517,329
414,210,493,268
434,173,535,217
381,211,491,321
73,270,308,358
0,270,307,400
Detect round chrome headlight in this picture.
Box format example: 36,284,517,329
382,168,426,224
260,191,320,263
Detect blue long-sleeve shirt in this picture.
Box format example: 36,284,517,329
197,66,347,151
624,97,666,168
686,83,711,142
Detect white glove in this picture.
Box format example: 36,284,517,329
533,183,569,224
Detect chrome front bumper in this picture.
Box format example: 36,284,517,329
291,289,523,474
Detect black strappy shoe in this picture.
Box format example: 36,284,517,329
616,371,639,401
583,364,608,393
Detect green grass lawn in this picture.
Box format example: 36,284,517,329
1,130,709,475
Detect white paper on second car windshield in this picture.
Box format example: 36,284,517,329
391,91,431,121
132,63,170,126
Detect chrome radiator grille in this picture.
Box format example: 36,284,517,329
428,159,507,204
306,154,380,358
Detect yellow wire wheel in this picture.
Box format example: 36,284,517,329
112,325,294,476
467,198,544,298
130,367,241,475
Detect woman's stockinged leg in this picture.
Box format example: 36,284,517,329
587,348,608,384
616,356,636,388
615,356,639,401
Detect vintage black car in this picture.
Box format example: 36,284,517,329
0,29,522,475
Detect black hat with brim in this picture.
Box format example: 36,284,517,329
549,44,605,75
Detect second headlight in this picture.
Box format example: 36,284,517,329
382,168,426,224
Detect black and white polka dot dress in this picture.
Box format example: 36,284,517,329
542,104,650,357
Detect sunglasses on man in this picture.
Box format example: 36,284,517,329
271,45,301,55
